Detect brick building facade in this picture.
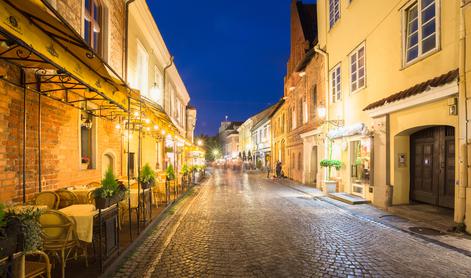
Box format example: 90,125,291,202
0,0,126,203
284,0,320,182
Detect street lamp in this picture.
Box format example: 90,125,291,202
213,149,219,158
317,106,344,127
197,139,203,146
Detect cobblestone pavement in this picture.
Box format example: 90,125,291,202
113,169,471,277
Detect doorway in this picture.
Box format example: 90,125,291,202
310,146,318,185
410,126,455,208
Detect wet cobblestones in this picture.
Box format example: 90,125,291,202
113,170,471,277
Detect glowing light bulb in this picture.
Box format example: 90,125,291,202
115,123,121,129
154,125,159,130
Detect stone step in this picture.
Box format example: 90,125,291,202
328,192,371,205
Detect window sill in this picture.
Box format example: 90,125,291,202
350,85,367,95
401,48,440,70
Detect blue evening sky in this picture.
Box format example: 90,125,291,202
148,1,315,136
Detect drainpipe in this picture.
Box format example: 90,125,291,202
314,44,330,187
123,0,136,82
163,56,174,112
457,0,469,230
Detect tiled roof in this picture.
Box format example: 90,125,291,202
363,69,459,111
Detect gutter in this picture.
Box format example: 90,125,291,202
457,0,469,231
124,0,136,83
163,56,175,113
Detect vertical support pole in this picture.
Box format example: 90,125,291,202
173,140,177,201
137,101,142,232
36,74,42,192
21,68,26,204
127,98,132,241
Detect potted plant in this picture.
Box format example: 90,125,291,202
320,159,342,193
81,156,90,170
139,163,156,189
0,203,18,259
93,168,120,209
166,164,175,181
180,164,189,185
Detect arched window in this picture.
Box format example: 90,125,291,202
84,0,103,54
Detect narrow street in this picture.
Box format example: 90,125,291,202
114,170,471,277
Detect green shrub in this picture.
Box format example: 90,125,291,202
166,164,176,180
94,168,118,198
139,163,156,186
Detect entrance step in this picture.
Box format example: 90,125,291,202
328,192,371,205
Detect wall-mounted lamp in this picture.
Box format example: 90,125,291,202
448,97,458,116
80,113,93,129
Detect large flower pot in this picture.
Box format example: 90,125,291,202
141,181,154,190
94,197,109,209
324,180,338,193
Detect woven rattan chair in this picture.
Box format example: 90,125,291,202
55,190,79,209
34,191,59,210
39,210,84,278
85,182,100,189
130,182,139,190
0,251,51,278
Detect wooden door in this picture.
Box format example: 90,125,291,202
410,126,455,208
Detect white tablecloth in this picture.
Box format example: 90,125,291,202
60,204,97,243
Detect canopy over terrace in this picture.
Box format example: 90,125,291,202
0,0,138,204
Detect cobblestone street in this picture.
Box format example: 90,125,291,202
113,170,471,277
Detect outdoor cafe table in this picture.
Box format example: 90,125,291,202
59,204,97,243
69,187,95,204
129,188,156,208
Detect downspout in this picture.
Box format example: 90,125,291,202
124,0,136,82
163,56,174,113
314,44,330,184
124,0,135,240
457,0,469,230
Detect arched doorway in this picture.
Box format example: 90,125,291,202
310,146,318,185
410,126,455,208
102,153,115,177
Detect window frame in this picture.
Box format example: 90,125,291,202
83,0,104,55
349,42,366,94
402,0,440,67
329,0,341,29
330,63,342,103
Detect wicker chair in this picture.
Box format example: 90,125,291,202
55,190,79,209
0,251,51,278
85,182,100,189
34,192,59,210
39,210,84,278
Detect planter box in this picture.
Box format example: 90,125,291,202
95,193,125,210
324,180,338,193
81,163,89,170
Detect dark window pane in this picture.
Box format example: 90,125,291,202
84,20,90,43
422,34,436,53
422,4,435,23
422,19,435,38
407,45,419,61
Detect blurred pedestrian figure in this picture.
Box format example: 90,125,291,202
266,161,271,178
275,161,282,178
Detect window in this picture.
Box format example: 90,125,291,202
329,0,340,28
281,113,285,133
331,64,341,103
150,66,163,105
303,96,308,123
298,98,303,126
84,0,103,54
404,0,438,64
80,111,96,170
312,86,317,118
292,106,297,130
350,44,366,93
298,153,302,171
136,41,149,97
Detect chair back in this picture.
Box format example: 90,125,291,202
130,182,139,190
55,190,78,209
86,182,100,189
87,190,96,206
34,192,59,210
39,210,76,250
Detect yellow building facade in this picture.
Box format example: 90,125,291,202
316,0,471,230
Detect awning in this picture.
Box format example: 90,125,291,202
0,0,131,118
327,123,369,139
